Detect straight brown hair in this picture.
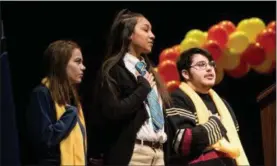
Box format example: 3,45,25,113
44,40,81,107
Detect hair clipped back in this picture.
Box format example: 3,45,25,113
99,9,172,107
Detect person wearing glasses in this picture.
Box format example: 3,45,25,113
165,48,249,166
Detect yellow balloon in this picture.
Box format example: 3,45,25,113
185,29,206,46
180,38,201,53
237,19,249,30
250,17,266,30
237,18,266,42
252,59,272,74
221,49,240,70
215,65,224,85
227,31,249,54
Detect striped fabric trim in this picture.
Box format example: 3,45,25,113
181,128,192,156
194,112,199,124
173,129,185,154
202,118,223,145
166,108,196,121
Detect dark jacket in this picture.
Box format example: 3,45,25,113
166,87,238,166
87,59,170,166
26,85,78,165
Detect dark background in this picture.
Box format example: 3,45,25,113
1,1,276,165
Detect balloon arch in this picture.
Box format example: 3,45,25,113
155,18,276,91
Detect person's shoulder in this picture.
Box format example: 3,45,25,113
102,62,123,78
171,87,191,101
170,87,195,108
31,84,50,97
171,87,182,96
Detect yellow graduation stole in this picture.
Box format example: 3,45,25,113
42,78,87,165
179,82,249,165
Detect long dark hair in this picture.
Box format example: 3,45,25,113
100,9,171,107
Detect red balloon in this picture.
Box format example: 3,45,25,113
207,24,229,49
158,60,180,83
241,43,266,66
166,80,181,92
226,60,249,78
219,20,236,35
267,21,276,32
256,28,276,54
202,40,222,61
159,48,180,63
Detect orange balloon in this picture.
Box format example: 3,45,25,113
158,60,180,83
241,43,266,66
159,48,180,63
256,28,276,54
267,21,276,32
172,45,181,53
207,24,229,49
219,20,236,35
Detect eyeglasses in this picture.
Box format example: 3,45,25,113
190,61,216,70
